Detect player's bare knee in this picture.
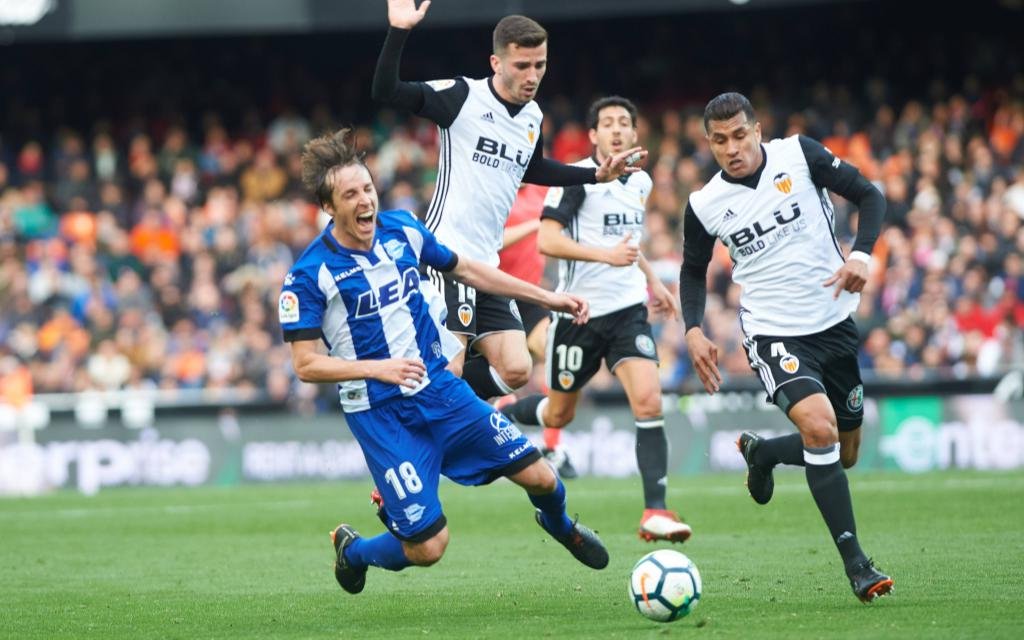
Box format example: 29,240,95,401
798,415,839,449
405,529,448,566
529,463,558,494
495,361,531,390
632,395,662,420
511,458,557,493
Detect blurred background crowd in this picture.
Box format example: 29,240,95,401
1,2,1022,410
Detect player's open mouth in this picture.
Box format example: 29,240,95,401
355,211,375,230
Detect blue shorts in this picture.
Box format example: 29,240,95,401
343,371,541,542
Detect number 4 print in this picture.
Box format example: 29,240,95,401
770,342,790,358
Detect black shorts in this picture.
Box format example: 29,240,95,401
425,267,524,345
546,303,658,392
743,316,864,431
516,300,551,335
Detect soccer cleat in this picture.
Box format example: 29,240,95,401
638,508,693,543
330,524,368,594
534,510,609,570
369,488,388,527
737,431,774,505
542,446,579,480
848,558,894,603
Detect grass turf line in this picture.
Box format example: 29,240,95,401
2,470,1022,639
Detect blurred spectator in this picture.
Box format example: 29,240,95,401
0,7,1021,406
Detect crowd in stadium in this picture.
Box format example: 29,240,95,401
1,9,1022,405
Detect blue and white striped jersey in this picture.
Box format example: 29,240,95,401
279,209,464,413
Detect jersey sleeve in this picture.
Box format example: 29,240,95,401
280,267,326,342
540,184,586,227
798,135,886,254
415,78,470,128
397,211,458,272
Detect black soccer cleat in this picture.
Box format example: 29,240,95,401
737,431,774,505
534,510,609,570
848,558,894,603
330,524,368,594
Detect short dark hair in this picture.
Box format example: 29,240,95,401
703,92,756,133
301,128,366,208
586,96,639,130
493,15,547,54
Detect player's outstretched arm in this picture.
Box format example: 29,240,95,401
387,0,431,29
536,218,638,265
372,1,434,111
289,339,426,388
450,255,589,324
594,147,648,183
522,143,648,188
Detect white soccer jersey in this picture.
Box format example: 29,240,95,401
688,135,857,337
543,158,652,318
423,77,543,266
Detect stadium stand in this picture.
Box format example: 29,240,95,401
0,3,1021,408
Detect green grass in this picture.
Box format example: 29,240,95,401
2,470,1022,639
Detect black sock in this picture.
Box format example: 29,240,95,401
461,358,505,400
636,417,668,509
754,433,805,467
504,394,545,426
804,444,867,572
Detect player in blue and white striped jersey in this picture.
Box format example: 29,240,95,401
281,129,609,595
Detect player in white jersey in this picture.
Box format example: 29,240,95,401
679,93,893,603
372,0,644,403
283,130,611,594
502,97,691,543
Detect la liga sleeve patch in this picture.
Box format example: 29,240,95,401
426,79,456,91
278,291,300,323
543,186,564,208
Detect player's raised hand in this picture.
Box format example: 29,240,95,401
648,280,680,321
605,232,640,266
823,258,868,299
387,0,431,29
595,146,648,182
685,328,722,394
372,357,427,388
546,292,590,325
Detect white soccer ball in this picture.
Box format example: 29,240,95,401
628,549,702,622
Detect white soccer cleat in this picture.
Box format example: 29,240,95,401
638,509,693,543
542,446,578,479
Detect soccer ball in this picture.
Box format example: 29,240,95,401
628,549,702,622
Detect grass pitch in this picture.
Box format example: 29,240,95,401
2,470,1022,639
